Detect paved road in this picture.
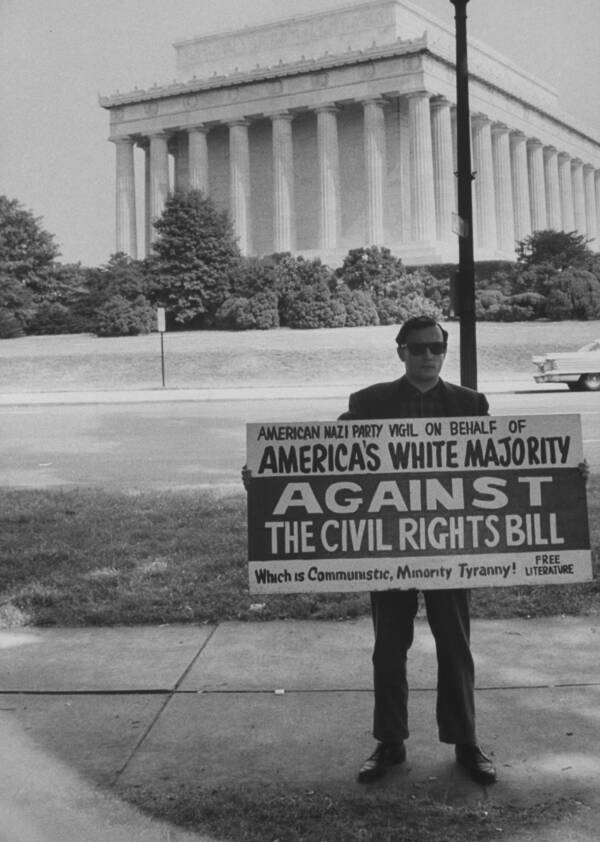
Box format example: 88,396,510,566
1,389,598,490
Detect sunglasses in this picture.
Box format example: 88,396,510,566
401,342,447,356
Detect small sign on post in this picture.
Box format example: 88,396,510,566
157,307,166,387
452,212,469,238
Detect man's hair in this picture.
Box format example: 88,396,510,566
395,315,448,347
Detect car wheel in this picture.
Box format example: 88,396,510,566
580,373,600,391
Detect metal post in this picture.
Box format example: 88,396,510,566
450,0,477,389
157,307,166,387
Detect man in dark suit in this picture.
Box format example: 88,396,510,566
341,315,497,786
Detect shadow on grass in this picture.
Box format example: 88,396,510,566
118,782,582,842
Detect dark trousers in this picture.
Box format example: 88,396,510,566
370,588,475,745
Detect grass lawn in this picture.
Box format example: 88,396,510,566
2,321,597,628
1,482,598,628
1,320,599,392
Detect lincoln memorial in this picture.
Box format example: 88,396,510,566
100,0,600,265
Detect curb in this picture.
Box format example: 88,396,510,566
0,379,564,406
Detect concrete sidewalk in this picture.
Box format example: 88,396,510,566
1,616,599,840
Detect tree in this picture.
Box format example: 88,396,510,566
0,274,33,337
0,196,59,284
149,190,240,328
0,196,60,336
516,230,594,271
83,253,153,336
25,262,93,334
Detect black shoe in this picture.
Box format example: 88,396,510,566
357,741,406,783
455,743,497,784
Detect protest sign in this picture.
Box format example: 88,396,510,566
246,414,592,594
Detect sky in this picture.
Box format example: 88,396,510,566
1,0,599,268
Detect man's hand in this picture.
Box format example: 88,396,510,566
579,459,590,485
241,464,252,491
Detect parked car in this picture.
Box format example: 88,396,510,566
533,339,600,391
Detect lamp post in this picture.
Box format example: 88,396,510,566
450,0,477,389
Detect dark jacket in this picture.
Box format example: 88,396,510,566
341,376,489,419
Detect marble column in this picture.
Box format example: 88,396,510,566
188,126,209,194
407,91,436,242
271,112,295,253
583,164,598,244
173,133,189,193
430,96,454,242
595,170,600,244
510,131,531,240
451,105,458,213
113,137,137,259
398,96,411,242
138,140,151,256
149,132,170,242
316,104,340,250
471,114,496,251
558,152,575,231
491,123,515,255
229,119,251,255
527,138,547,232
571,158,586,235
543,146,561,230
363,97,386,245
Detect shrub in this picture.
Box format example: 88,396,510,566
215,291,279,330
335,284,379,327
511,262,558,298
478,266,518,295
95,294,155,337
475,289,546,321
420,273,450,309
284,281,346,329
248,292,280,329
229,258,276,298
0,308,24,338
26,302,83,335
411,261,515,284
337,246,404,296
475,288,505,314
398,268,438,296
274,257,335,326
373,270,443,325
545,268,600,320
376,287,441,325
214,297,249,330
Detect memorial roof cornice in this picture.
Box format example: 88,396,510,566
99,34,600,152
98,36,428,107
